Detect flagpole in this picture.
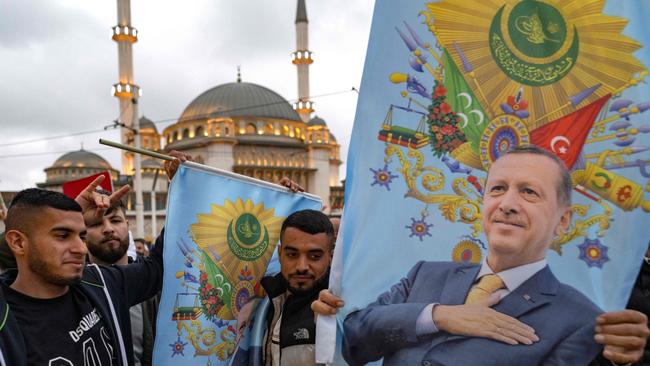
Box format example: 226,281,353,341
98,139,323,202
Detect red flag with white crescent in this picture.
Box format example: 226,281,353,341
530,95,610,169
62,171,114,199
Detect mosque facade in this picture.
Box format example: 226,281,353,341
25,0,343,242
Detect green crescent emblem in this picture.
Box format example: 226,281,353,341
489,0,579,86
227,213,270,261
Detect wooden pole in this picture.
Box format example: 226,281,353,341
98,139,323,202
99,138,174,161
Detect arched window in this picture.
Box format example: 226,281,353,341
265,123,274,135
245,123,257,134
182,128,190,139
224,127,230,136
283,125,290,135
195,126,204,137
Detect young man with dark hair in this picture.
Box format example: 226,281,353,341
0,178,164,366
258,209,335,366
84,190,158,366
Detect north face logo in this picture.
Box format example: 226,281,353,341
293,328,309,340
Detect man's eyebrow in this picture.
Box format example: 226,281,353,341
50,227,75,233
283,246,299,251
308,249,325,254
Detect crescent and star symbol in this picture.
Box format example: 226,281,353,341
550,135,571,155
456,93,485,127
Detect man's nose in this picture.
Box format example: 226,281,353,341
296,256,309,271
498,188,520,215
71,236,88,256
102,221,114,235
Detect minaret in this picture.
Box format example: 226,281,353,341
111,0,140,174
293,0,314,123
112,0,145,238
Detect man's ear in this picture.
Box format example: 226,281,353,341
554,206,572,237
277,244,283,257
5,230,28,257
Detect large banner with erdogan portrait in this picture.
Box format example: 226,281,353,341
324,0,650,363
153,163,320,365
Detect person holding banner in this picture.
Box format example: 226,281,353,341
0,177,163,366
84,190,159,366
313,146,649,365
256,209,335,366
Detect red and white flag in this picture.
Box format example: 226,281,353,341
530,95,610,169
62,171,113,199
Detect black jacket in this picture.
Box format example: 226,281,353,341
0,232,164,366
260,271,329,365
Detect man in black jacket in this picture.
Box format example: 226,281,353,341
0,176,162,366
85,190,159,366
257,209,335,366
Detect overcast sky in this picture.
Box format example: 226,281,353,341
0,0,375,191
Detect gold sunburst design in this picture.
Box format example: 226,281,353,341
425,0,645,130
452,240,483,264
191,198,284,282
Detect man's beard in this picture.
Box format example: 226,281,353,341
88,236,129,264
286,270,329,297
28,248,83,286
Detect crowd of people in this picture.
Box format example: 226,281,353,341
0,147,648,366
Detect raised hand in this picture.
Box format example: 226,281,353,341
279,177,305,193
164,150,192,180
311,289,345,316
596,309,649,364
75,175,130,226
432,295,539,345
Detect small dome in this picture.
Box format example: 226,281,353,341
178,82,302,123
139,116,157,133
308,115,327,127
50,150,113,169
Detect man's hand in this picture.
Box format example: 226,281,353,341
279,177,305,193
164,150,192,180
75,175,130,226
311,289,344,316
595,310,649,364
433,295,539,345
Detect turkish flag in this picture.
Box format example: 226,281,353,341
62,171,113,199
530,95,610,169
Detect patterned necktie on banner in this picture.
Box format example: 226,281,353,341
465,274,505,304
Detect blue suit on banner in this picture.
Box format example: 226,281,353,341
343,261,603,366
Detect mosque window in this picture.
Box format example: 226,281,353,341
283,125,289,135
265,123,274,134
224,127,230,135
196,126,205,137
245,124,257,134
176,131,182,141
295,127,301,138
182,128,190,139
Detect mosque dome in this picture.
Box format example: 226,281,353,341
139,116,157,132
178,81,302,123
39,149,119,189
50,149,114,169
308,115,327,127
